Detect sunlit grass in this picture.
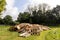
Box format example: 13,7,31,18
0,25,60,40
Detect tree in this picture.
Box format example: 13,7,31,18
0,0,6,25
27,5,37,15
17,12,30,23
0,0,6,15
3,15,13,25
51,5,60,25
45,10,57,25
38,3,50,14
0,18,4,24
30,4,50,24
16,3,60,26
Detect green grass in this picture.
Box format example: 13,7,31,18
0,25,60,40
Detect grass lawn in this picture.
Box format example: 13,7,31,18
0,25,60,40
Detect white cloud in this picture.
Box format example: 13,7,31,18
20,3,30,12
29,0,43,5
21,0,60,13
29,0,60,8
21,0,60,12
6,0,15,9
2,7,19,20
2,0,19,20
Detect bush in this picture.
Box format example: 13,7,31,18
3,15,13,25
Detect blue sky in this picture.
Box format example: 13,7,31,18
14,0,29,12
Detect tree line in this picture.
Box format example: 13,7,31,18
17,4,60,26
0,3,60,26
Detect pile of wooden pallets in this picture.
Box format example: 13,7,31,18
9,23,51,37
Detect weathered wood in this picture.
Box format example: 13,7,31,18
9,23,51,37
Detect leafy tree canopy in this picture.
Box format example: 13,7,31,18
0,0,6,15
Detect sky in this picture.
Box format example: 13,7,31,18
2,0,60,20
